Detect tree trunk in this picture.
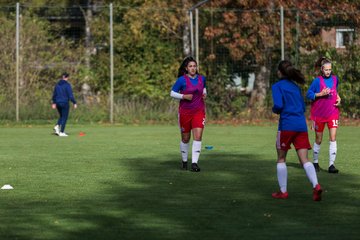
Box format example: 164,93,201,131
248,65,270,115
85,0,92,69
80,0,93,104
183,21,191,56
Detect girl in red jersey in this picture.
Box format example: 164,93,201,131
170,57,207,172
306,57,341,173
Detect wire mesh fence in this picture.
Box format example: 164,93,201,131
0,3,359,123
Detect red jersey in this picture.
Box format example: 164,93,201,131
179,75,205,114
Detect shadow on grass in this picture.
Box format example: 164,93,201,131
2,152,360,240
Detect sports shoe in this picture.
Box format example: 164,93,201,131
182,161,188,170
271,191,289,199
54,125,60,135
59,132,68,137
313,163,320,172
191,163,200,172
313,184,322,201
328,165,339,173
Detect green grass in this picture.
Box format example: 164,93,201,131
0,124,359,240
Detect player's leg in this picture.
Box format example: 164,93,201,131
272,131,290,199
328,120,339,173
297,149,318,187
191,127,203,171
53,125,60,135
298,148,323,201
55,104,64,135
295,132,322,201
273,148,288,198
313,121,325,171
190,111,205,172
54,106,61,135
298,149,322,201
56,104,62,126
59,103,70,136
179,113,191,170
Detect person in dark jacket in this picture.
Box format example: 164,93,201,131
52,72,77,137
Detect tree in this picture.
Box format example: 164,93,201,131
89,0,200,100
202,0,360,115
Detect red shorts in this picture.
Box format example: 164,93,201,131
313,119,339,132
178,111,205,133
276,131,311,151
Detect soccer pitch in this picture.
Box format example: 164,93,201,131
0,125,359,240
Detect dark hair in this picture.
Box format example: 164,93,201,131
62,72,69,78
278,60,305,84
314,56,332,75
177,56,198,77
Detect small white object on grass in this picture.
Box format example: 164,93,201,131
1,184,14,190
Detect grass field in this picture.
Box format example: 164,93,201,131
0,124,359,240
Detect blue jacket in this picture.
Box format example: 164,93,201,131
271,78,307,132
52,79,76,104
306,74,339,100
172,75,207,92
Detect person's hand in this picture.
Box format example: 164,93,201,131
202,93,207,100
183,94,193,101
334,95,341,106
74,104,77,109
317,87,330,97
51,103,56,109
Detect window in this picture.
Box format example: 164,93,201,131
336,28,354,48
228,73,255,94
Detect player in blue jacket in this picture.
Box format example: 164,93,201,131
52,72,77,137
271,60,322,201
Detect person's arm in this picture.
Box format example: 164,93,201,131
170,77,193,101
67,84,77,105
170,79,184,100
202,76,207,99
271,84,283,114
170,90,183,100
300,88,306,113
334,76,341,106
306,79,318,100
306,78,330,100
51,85,57,109
335,94,341,106
170,91,193,101
315,88,331,98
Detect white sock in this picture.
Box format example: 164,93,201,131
313,143,321,164
192,140,202,164
180,141,189,162
276,162,287,193
329,141,337,166
303,162,319,188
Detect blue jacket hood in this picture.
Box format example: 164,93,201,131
58,79,68,85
